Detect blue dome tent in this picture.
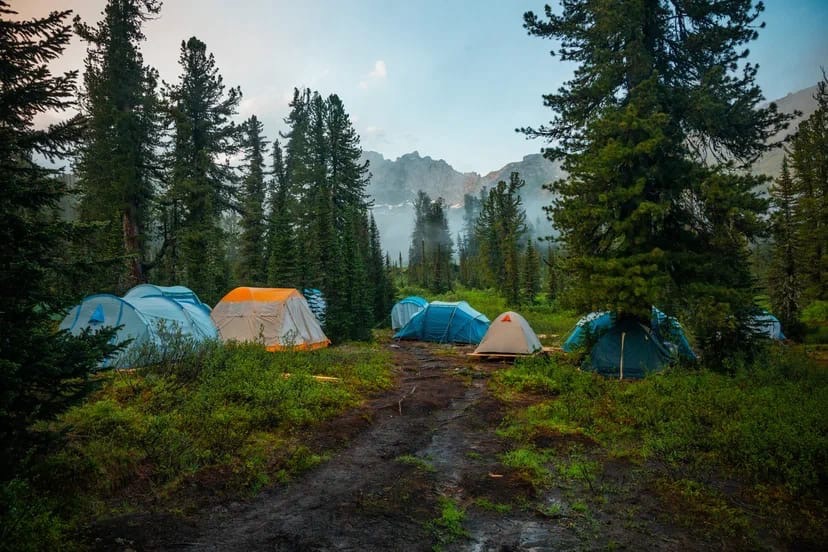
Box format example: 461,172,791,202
562,307,695,378
302,288,327,325
391,296,428,330
60,285,218,368
749,311,786,340
394,301,489,344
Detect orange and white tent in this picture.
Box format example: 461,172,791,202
473,311,542,355
211,287,330,351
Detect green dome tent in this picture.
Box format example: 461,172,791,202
563,309,695,378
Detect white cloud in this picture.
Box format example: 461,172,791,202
369,60,387,79
359,60,388,89
239,90,293,118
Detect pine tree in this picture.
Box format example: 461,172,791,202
458,191,484,287
408,190,430,286
73,0,162,291
522,240,541,304
543,244,561,304
266,139,299,287
237,115,268,285
522,1,789,362
475,172,527,304
789,76,828,303
277,88,377,341
768,157,802,336
164,36,241,304
368,214,391,324
0,3,116,474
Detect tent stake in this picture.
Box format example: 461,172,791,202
619,332,626,380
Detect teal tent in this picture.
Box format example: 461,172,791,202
60,285,218,368
394,300,489,344
563,308,695,378
749,311,786,340
391,296,428,330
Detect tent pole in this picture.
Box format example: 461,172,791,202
619,331,626,380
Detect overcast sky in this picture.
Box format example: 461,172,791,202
14,0,828,173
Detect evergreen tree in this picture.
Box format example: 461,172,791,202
408,194,453,292
266,139,299,287
789,76,828,303
0,3,116,474
408,190,431,286
368,215,392,324
768,157,802,336
522,240,541,303
475,172,527,304
164,36,241,304
237,114,268,285
277,88,377,341
73,0,162,291
543,244,561,304
458,191,484,287
522,1,788,362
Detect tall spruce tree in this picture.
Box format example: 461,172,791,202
73,0,162,292
768,157,802,336
277,88,377,341
164,36,241,303
523,1,788,362
475,172,527,304
788,76,828,304
0,3,116,474
458,191,484,287
368,214,392,324
237,114,268,285
522,240,541,303
266,139,299,287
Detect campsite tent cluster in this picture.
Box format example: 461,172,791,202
62,282,786,377
391,297,542,357
61,285,329,367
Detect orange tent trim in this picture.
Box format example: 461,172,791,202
221,287,300,303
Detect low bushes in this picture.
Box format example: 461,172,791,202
493,347,828,496
1,339,392,551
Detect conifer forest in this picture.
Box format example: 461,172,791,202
1,1,826,550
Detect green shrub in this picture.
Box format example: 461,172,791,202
493,348,828,496
0,479,72,552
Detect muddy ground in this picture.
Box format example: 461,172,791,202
87,341,766,551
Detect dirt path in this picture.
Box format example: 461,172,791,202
91,341,710,551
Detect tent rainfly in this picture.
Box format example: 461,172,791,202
749,311,786,340
123,284,211,312
394,300,489,344
211,287,330,351
59,284,218,368
473,311,542,356
562,307,696,379
390,296,428,330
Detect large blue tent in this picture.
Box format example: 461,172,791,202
60,284,218,368
394,301,489,344
391,296,428,330
562,307,696,378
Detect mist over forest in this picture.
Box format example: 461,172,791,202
368,82,818,263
